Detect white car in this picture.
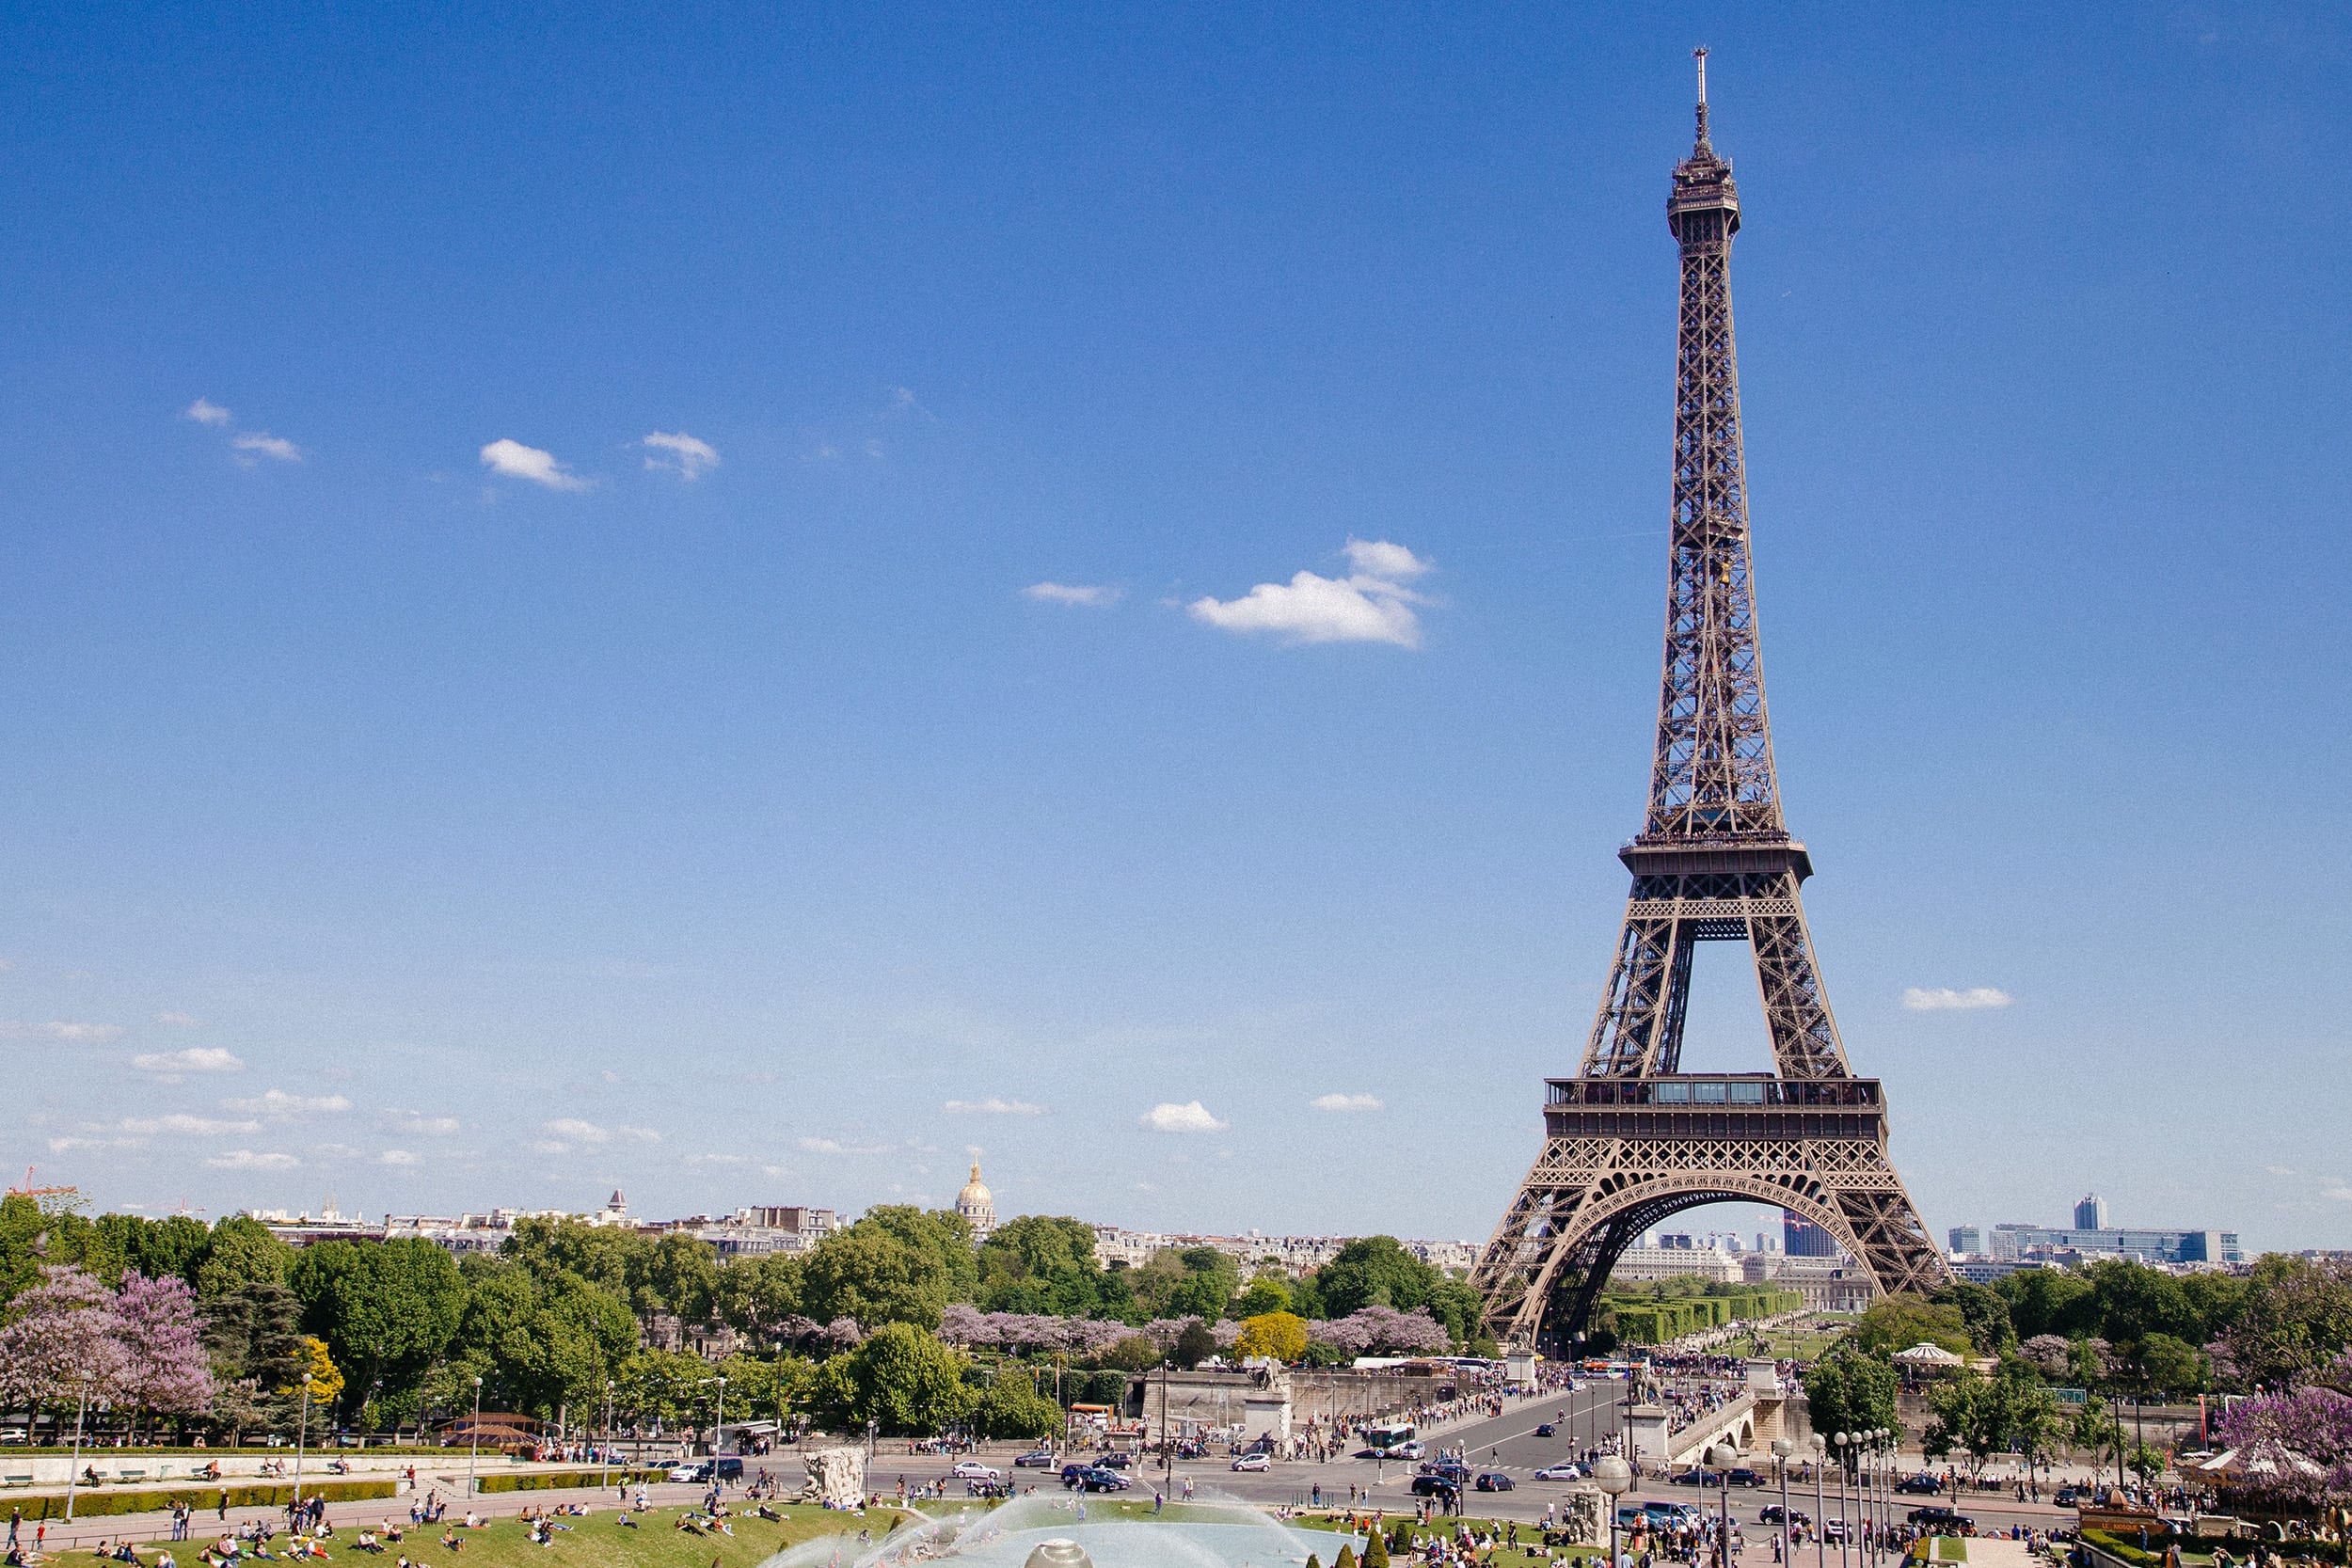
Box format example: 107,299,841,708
950,1461,1003,1481
1390,1440,1424,1460
1231,1453,1270,1472
1534,1463,1583,1481
667,1464,702,1481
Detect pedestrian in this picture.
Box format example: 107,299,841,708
220,1489,230,1522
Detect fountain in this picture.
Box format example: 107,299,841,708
752,1489,1366,1568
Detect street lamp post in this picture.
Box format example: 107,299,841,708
716,1375,727,1461
1594,1454,1634,1568
1708,1443,1738,1568
1833,1434,1851,1568
1810,1434,1828,1568
600,1380,615,1491
1772,1438,1795,1568
466,1375,485,1499
294,1371,314,1516
63,1371,96,1524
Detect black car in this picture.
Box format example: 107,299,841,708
1420,1460,1470,1481
1079,1467,1133,1493
1475,1473,1515,1493
1096,1452,1133,1468
1908,1507,1975,1530
1758,1506,1810,1527
1725,1468,1764,1488
1897,1475,1945,1496
1060,1464,1090,1486
1411,1475,1461,1498
1014,1450,1057,1468
2053,1486,2084,1508
1535,1423,1557,1438
1673,1469,1716,1486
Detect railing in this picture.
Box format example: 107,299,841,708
1547,1076,1881,1108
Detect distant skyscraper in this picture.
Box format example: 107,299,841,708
2074,1194,2109,1230
1948,1225,1984,1256
1784,1211,1840,1259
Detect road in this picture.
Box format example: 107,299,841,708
897,1379,2084,1545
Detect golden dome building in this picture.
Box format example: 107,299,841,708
956,1159,996,1242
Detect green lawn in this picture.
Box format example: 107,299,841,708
110,1503,912,1568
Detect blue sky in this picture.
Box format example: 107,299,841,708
4,4,2349,1251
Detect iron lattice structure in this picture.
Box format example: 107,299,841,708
1471,55,1947,1350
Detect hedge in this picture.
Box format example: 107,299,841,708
0,1447,476,1458
476,1468,669,1495
6,1479,397,1522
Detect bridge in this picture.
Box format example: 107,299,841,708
1625,1361,1804,1469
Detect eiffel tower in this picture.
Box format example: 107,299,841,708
1471,52,1948,1350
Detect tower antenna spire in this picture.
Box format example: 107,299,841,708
1692,46,1712,150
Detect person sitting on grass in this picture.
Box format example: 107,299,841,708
437,1532,462,1555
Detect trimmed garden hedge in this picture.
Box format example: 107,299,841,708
476,1467,669,1495
7,1479,396,1522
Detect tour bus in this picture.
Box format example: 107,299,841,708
1366,1421,1416,1454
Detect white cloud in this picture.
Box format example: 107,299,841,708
2265,1164,2297,1178
223,1089,352,1117
2327,1182,2352,1203
231,432,302,464
207,1149,298,1170
120,1114,262,1136
131,1047,246,1078
534,1118,659,1153
1140,1101,1228,1134
1900,987,2014,1012
796,1135,895,1156
1187,538,1436,648
184,399,231,426
0,1020,126,1044
154,1012,201,1027
384,1109,461,1135
1311,1092,1384,1113
642,431,719,481
378,1149,421,1166
480,438,590,491
1022,582,1121,608
49,1136,142,1153
943,1098,1045,1116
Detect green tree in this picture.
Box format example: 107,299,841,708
614,1347,714,1427
2212,1255,2352,1389
200,1279,306,1441
974,1370,1062,1440
1423,1277,1486,1349
713,1254,807,1348
194,1216,296,1299
1313,1238,1438,1319
1995,1268,2096,1341
1173,1321,1216,1370
287,1238,465,1419
1850,1295,1972,1358
1931,1282,2015,1355
644,1232,723,1324
1232,1275,1293,1320
977,1216,1131,1319
1802,1345,1901,1444
2127,1331,2205,1396
802,1223,953,1330
811,1323,977,1435
1129,1248,1241,1322
503,1216,654,1309
449,1259,637,1420
1924,1362,2059,1472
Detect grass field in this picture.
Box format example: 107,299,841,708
103,1503,913,1568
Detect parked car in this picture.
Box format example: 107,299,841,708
1758,1506,1810,1526
1474,1473,1515,1493
1096,1451,1134,1468
1231,1453,1270,1472
0,1429,26,1446
667,1464,702,1481
1908,1507,1975,1531
1897,1475,1945,1496
1534,1423,1557,1438
1534,1463,1583,1481
1015,1450,1057,1468
1725,1468,1764,1488
951,1461,1003,1481
1079,1467,1133,1493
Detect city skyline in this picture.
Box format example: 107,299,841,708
7,8,2350,1248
